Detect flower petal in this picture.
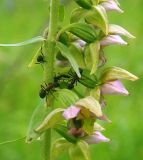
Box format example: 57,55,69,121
63,105,80,120
84,131,110,144
100,35,127,46
100,0,123,13
101,80,129,95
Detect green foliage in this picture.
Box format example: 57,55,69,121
69,141,90,160
56,42,81,77
35,108,65,134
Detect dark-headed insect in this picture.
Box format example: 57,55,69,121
39,82,59,99
35,47,46,69
54,68,98,89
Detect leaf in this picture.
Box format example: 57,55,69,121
101,66,139,83
84,42,100,74
69,141,91,160
85,5,108,35
54,89,79,108
70,8,88,23
51,138,72,160
0,36,45,47
68,23,97,43
26,101,46,143
59,5,65,24
58,23,97,43
75,96,102,117
109,24,135,39
35,108,64,134
56,42,81,77
69,44,85,68
54,124,78,143
74,0,92,9
28,47,41,68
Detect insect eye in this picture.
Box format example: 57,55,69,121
39,89,46,98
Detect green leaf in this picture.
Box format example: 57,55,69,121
0,36,45,47
35,108,64,134
54,89,79,108
70,8,88,23
85,5,108,35
68,23,97,43
59,5,65,24
69,44,85,68
51,138,72,160
54,124,78,143
69,141,91,160
75,96,102,117
101,66,139,83
28,47,42,68
58,23,97,43
74,0,92,9
26,101,46,143
79,69,98,88
84,42,100,74
56,42,81,77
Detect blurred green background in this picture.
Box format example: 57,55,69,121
0,0,142,159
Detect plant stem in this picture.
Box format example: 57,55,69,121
42,0,60,160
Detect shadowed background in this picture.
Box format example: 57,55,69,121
0,0,142,159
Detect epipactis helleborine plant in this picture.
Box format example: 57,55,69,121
0,0,138,160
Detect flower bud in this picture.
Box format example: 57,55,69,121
101,80,129,95
100,0,123,13
100,35,127,46
84,131,110,144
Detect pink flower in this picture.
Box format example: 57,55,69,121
100,35,127,46
63,105,80,120
101,80,129,95
100,0,123,13
84,131,110,144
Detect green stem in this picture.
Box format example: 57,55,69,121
42,0,60,160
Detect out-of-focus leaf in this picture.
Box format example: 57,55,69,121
85,5,108,35
56,42,81,77
51,138,72,160
75,96,102,117
26,101,46,143
101,66,139,83
54,89,79,108
69,140,91,160
0,36,45,47
84,42,100,74
35,108,64,134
